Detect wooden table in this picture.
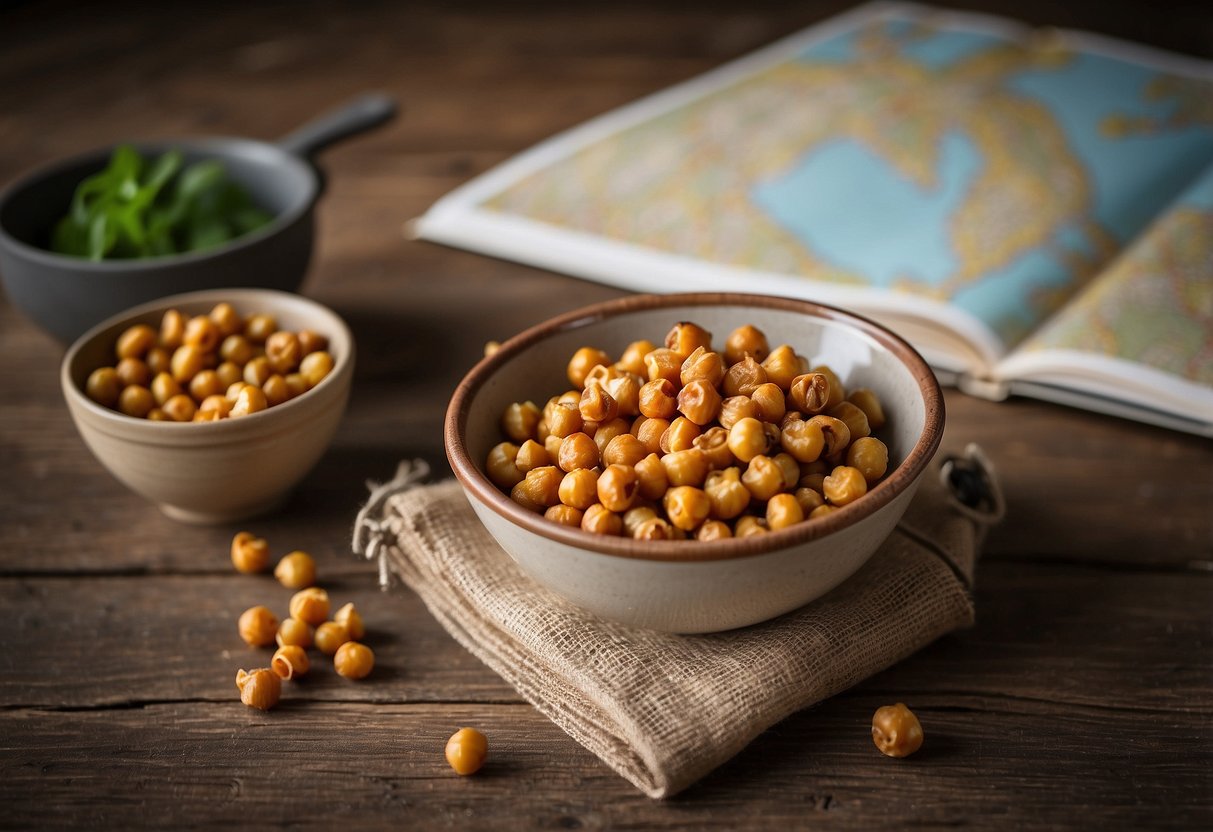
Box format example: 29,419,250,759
2,2,1210,828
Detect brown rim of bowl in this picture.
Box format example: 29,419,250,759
445,292,944,563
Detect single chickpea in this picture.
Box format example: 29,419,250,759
333,602,365,641
501,401,541,443
634,416,670,455
510,480,545,512
514,439,550,474
146,408,170,422
231,531,270,574
567,347,611,388
810,365,847,409
634,453,669,501
724,324,770,365
583,363,622,392
788,373,831,415
749,382,786,423
193,410,223,423
215,361,243,389
149,372,182,406
226,381,251,402
638,378,678,420
238,606,279,647
159,309,188,350
581,504,622,536
235,667,281,710
558,468,600,510
693,426,735,471
271,645,309,680
823,465,868,506
661,448,709,488
828,401,871,442
115,356,151,388
245,313,278,343
546,402,583,439
189,369,224,403
85,367,121,408
118,385,155,418
184,316,221,354
772,453,800,490
445,727,488,776
603,433,648,468
605,373,641,417
170,344,204,383
591,418,630,455
297,329,329,356
766,493,805,531
664,486,711,531
543,433,564,459
696,520,733,541
264,331,302,374
808,415,851,458
664,321,712,358
299,350,334,388
643,348,684,385
276,617,313,649
206,302,241,336
727,417,769,463
517,466,563,508
847,437,889,483
243,356,272,387
780,419,825,463
262,374,291,407
872,703,924,758
116,324,157,359
544,504,585,528
557,432,600,472
579,385,619,423
677,379,722,426
719,396,759,430
145,347,171,377
314,621,351,655
289,587,330,626
679,346,726,388
634,517,678,540
761,345,802,390
597,464,639,513
617,339,656,376
809,504,838,520
704,467,751,519
722,355,767,398
847,389,887,431
734,516,769,537
333,641,375,680
220,334,256,366
274,551,316,589
794,487,825,515
742,455,786,501
284,373,309,399
486,441,524,490
231,385,268,418
622,506,659,537
659,416,701,454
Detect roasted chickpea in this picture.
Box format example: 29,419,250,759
159,310,188,350
543,433,564,459
724,324,770,365
592,418,630,455
780,418,825,463
847,388,887,431
236,667,281,710
184,315,221,354
544,504,585,528
696,520,733,541
847,437,889,483
274,551,316,590
333,602,365,641
605,373,641,417
215,361,243,389
597,464,639,513
872,703,924,758
558,432,600,472
638,378,678,419
634,516,678,540
677,379,722,426
146,408,170,422
262,374,291,407
735,516,769,537
692,426,735,470
559,468,600,510
581,503,622,536
299,351,334,387
245,313,277,344
145,346,171,376
238,605,279,647
289,587,330,626
486,441,524,490
722,355,767,398
771,452,801,490
220,334,256,366
809,504,838,520
264,331,301,374
170,344,204,383
661,448,709,488
659,416,701,453
622,506,659,537
634,453,669,501
276,617,313,649
189,369,224,402
766,493,805,531
727,417,769,463
118,385,155,418
567,347,611,388
116,324,157,359
230,385,268,418
334,641,374,680
231,531,270,574
501,401,542,443
149,372,181,406
719,395,760,430
314,621,351,656
579,385,618,423
642,348,683,385
742,455,785,501
296,329,328,356
664,321,712,358
788,373,831,415
446,727,488,776
115,356,151,388
749,382,786,423
828,401,871,442
704,467,750,520
243,356,272,387
85,367,121,408
603,433,648,468
583,363,622,393
271,645,309,680
794,486,825,515
808,415,851,458
514,439,550,474
761,345,802,390
663,485,710,531
810,365,847,409
284,372,309,399
617,339,656,376
517,465,563,509
546,402,583,439
634,416,669,454
679,346,726,388
823,465,867,506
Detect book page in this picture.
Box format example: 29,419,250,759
417,2,1213,372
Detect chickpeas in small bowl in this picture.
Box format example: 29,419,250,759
445,293,944,633
61,288,354,523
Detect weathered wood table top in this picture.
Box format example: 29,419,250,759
2,2,1210,828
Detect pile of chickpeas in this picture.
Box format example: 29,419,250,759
83,302,334,422
485,321,891,540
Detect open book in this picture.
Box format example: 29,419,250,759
415,2,1213,436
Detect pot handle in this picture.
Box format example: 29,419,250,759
276,93,397,158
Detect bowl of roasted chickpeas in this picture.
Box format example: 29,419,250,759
61,288,354,524
445,293,944,633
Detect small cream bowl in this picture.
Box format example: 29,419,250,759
445,293,944,633
61,288,354,524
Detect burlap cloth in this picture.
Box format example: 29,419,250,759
352,447,1002,799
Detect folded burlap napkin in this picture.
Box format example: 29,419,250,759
353,448,1001,798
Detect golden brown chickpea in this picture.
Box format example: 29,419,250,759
170,344,204,384
581,503,622,536
567,347,611,388
146,408,170,422
622,506,659,537
659,416,701,454
271,645,309,680
289,587,330,626
591,418,630,455
238,605,279,647
828,401,871,442
583,363,622,393
145,347,171,377
643,348,683,385
664,321,712,358
794,487,826,515
557,432,600,472
333,602,365,641
236,667,281,710
597,464,639,513
262,374,291,407
677,379,722,426
193,410,223,423
661,448,709,488
810,365,847,409
544,504,585,528
299,351,334,388
634,416,669,455
446,727,488,776
276,617,313,649
284,372,309,399
264,331,301,374
231,531,270,574
634,517,678,540
724,324,770,365
634,453,669,501
183,316,220,354
735,516,769,538
85,367,121,408
558,468,599,510
543,433,564,460
297,329,328,356
788,373,831,415
823,465,868,506
486,441,524,490
334,641,374,680
274,551,316,590
115,357,151,389
679,346,726,388
159,310,188,350
226,381,251,402
546,402,583,439
510,481,544,513
579,385,619,423
766,493,805,531
696,520,733,541
204,301,239,336
808,415,851,458
189,370,224,403
215,361,243,389
617,339,656,376
243,356,272,387
722,355,767,398
663,485,711,531
847,389,887,431
149,372,181,406
116,324,157,359
230,385,268,418
872,703,924,758
638,378,678,420
603,433,648,468
727,417,770,463
761,345,802,390
847,437,889,483
809,504,838,520
118,385,155,418
605,373,641,417
780,419,826,463
719,396,759,430
704,467,751,520
245,313,277,343
219,334,255,366
742,455,786,501
772,453,801,490
314,621,351,656
749,383,786,423
514,439,550,474
501,401,541,443
693,426,735,471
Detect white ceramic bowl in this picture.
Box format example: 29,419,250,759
62,288,354,524
445,293,944,633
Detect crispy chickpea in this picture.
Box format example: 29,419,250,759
230,385,268,418
236,667,281,710
664,321,712,358
516,466,563,509
183,315,220,354
788,373,831,415
544,504,585,528
559,468,600,510
85,367,121,408
872,703,924,758
145,347,171,376
543,433,564,459
772,452,800,490
226,381,251,402
809,504,838,520
314,621,351,656
547,402,583,439
514,439,550,474
661,448,709,488
149,372,182,406
592,418,630,455
719,395,760,430
146,408,169,422
847,437,889,483
231,531,270,574
243,356,272,387
664,485,710,531
219,334,255,366
118,385,155,418
808,415,851,458
780,418,825,463
749,382,786,423
722,355,767,398
605,373,641,417
115,357,151,388
643,348,683,385
215,361,243,389
597,464,639,513
677,379,722,426
245,313,277,343
262,374,291,407
264,330,301,374
696,520,733,541
581,503,622,536
274,551,316,590
617,339,656,376
159,310,188,350
276,617,313,649
761,345,802,390
679,346,726,388
634,453,669,501
188,369,223,402
847,388,887,431
271,645,309,680
634,517,678,540
289,587,330,626
170,344,204,383
193,410,223,423
766,493,805,531
567,347,611,388
284,373,309,399
501,401,541,443
116,324,157,359
446,727,488,776
742,455,786,501
823,465,868,506
724,324,770,365
238,605,279,647
638,378,678,419
296,329,328,356
299,351,334,388
486,441,524,490
622,506,658,537
334,641,374,680
794,487,825,515
634,416,669,455
727,417,769,463
583,363,622,392
693,426,735,471
659,416,701,453
558,432,600,472
810,365,847,409
333,602,365,641
828,401,871,442
704,467,750,520
603,433,648,468
735,516,769,537
579,385,618,423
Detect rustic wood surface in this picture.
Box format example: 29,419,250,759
1,1,1211,828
